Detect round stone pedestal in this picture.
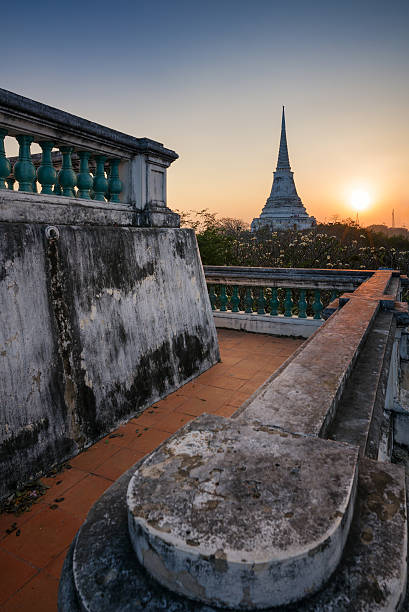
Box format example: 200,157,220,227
127,414,358,610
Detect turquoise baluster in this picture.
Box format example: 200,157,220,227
0,129,11,189
58,147,77,197
108,158,122,202
37,141,56,194
298,289,307,318
93,155,108,201
77,151,93,199
6,177,15,190
231,285,240,312
244,288,253,313
312,290,323,319
284,288,294,317
220,285,228,311
330,289,337,303
257,287,266,314
14,135,35,192
32,178,38,193
269,288,279,316
208,285,217,311
53,182,62,195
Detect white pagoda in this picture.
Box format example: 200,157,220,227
251,108,316,232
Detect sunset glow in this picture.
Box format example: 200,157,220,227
349,189,371,212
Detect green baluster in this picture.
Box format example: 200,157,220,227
77,151,93,199
284,288,294,317
208,285,217,311
312,290,323,320
269,288,279,316
53,182,62,195
231,285,240,312
0,129,11,189
32,178,38,193
6,177,15,190
108,158,122,202
37,141,56,194
14,135,35,192
298,289,307,318
244,287,253,313
219,285,228,311
58,147,77,197
93,155,108,201
257,287,266,314
330,289,337,303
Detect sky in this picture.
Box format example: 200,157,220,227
2,0,409,227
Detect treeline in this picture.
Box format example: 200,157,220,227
177,209,409,273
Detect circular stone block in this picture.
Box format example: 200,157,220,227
127,414,358,610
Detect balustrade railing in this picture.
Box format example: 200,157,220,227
0,88,179,225
207,284,335,319
204,266,375,322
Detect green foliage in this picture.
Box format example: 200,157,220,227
179,210,409,274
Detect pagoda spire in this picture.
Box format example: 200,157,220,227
276,106,291,170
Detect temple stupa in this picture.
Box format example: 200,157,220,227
251,107,316,232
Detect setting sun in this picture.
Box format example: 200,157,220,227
349,189,371,212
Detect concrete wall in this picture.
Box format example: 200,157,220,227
213,311,322,338
0,222,219,498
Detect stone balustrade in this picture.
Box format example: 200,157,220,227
0,88,179,227
204,266,379,337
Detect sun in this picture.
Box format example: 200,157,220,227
349,189,371,212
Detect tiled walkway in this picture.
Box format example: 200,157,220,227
0,330,303,611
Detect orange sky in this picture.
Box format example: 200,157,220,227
3,1,408,228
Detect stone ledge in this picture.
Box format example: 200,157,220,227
213,311,322,338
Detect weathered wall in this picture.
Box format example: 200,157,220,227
0,222,219,498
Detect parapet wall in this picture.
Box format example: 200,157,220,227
0,218,219,498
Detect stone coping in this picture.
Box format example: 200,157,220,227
204,265,377,290
0,88,178,161
0,191,181,227
239,271,398,437
127,414,358,609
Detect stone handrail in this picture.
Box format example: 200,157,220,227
0,88,179,226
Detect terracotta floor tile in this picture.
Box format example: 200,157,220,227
179,385,233,411
2,570,58,612
93,448,146,481
215,405,238,418
0,548,38,605
226,361,263,380
39,467,88,505
127,427,171,453
155,412,194,434
0,503,46,543
224,391,250,408
102,421,145,449
53,474,112,520
152,392,187,410
68,442,119,472
176,397,214,417
44,547,69,580
1,507,82,568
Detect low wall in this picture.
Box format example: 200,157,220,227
0,219,219,498
213,311,322,337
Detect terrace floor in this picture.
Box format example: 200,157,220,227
0,329,303,611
